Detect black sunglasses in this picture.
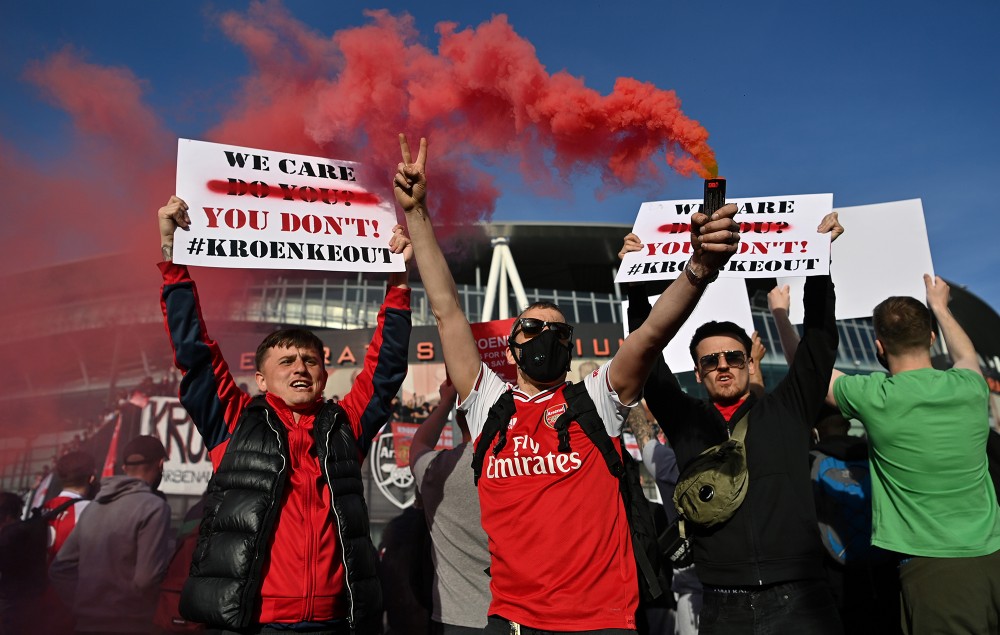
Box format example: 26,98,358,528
698,350,747,372
513,318,574,341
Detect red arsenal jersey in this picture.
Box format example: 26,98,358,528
44,492,90,561
460,362,638,631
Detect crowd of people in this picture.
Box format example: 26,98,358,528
0,134,998,635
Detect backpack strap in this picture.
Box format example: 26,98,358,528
729,411,750,443
559,383,664,601
558,382,623,478
471,390,517,485
471,381,666,600
33,497,84,522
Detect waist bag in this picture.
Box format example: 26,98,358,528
673,412,749,532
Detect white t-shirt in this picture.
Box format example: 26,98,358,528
459,361,639,631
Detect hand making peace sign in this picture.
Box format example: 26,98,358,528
393,133,427,214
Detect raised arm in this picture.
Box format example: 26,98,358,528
338,224,413,452
626,405,656,450
609,205,741,405
925,274,980,374
749,331,766,397
156,196,248,467
771,208,843,366
810,212,847,407
619,234,700,421
394,135,482,401
409,380,458,470
764,211,841,418
768,285,801,364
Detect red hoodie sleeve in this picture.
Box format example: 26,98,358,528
159,261,250,468
338,285,412,457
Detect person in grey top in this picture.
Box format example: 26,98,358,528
410,380,491,634
50,435,172,635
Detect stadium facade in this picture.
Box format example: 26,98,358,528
2,217,999,530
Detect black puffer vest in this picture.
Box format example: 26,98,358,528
179,396,382,632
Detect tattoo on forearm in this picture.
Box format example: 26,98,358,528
161,242,173,261
634,427,652,448
628,413,654,448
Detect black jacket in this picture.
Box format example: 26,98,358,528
628,275,838,587
180,396,382,633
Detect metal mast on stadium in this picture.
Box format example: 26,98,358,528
481,237,529,320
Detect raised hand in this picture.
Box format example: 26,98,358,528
817,211,844,242
751,331,766,366
690,203,740,274
767,285,791,314
388,223,414,264
924,274,950,311
618,233,643,261
393,134,427,214
158,195,190,261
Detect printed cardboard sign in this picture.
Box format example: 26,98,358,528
175,138,403,272
616,193,833,283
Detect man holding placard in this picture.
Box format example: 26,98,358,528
396,133,741,633
157,195,413,634
828,276,1000,635
622,214,845,634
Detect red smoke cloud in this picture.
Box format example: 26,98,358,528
208,4,716,227
4,48,174,272
0,2,715,443
3,2,715,275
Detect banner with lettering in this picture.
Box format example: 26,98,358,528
175,138,404,272
615,193,833,283
140,397,212,495
470,318,517,382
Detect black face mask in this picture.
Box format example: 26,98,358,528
510,330,572,383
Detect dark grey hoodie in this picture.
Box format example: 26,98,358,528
49,474,172,633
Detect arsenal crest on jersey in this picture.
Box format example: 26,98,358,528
543,404,567,428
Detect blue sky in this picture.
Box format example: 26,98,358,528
2,1,999,311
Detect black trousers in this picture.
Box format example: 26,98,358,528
699,578,843,635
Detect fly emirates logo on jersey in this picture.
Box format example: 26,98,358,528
484,433,583,479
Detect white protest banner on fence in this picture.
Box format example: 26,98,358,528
778,199,934,324
615,193,833,284
175,138,404,272
622,278,754,371
141,397,213,495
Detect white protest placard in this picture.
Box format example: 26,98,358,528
141,397,213,495
175,138,404,272
615,194,833,284
622,278,754,371
777,199,934,324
